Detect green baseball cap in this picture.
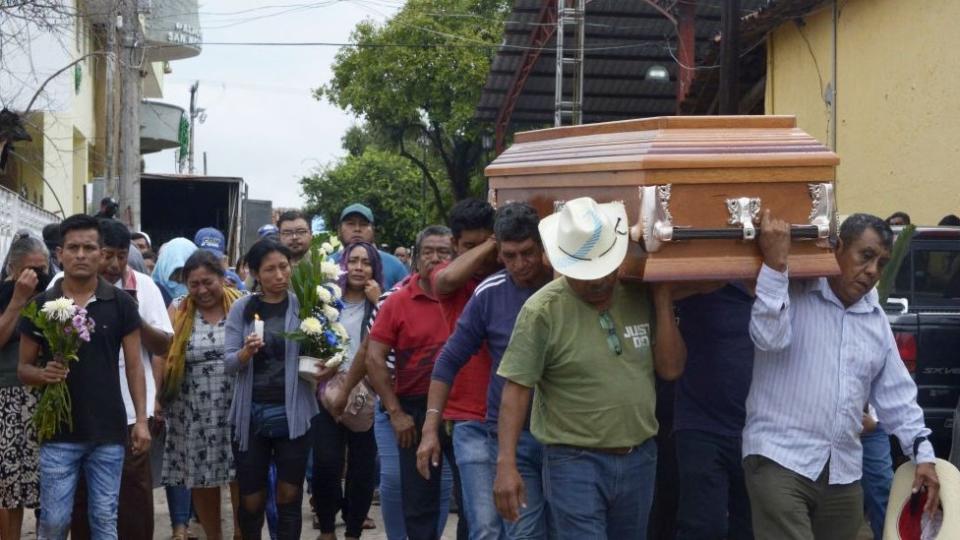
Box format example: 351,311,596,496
339,203,374,224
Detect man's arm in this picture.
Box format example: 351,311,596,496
139,321,171,356
432,236,496,297
494,380,533,523
871,332,939,513
365,338,416,448
122,329,151,455
18,333,68,386
651,284,686,380
750,210,793,352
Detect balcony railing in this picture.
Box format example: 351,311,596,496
0,184,60,263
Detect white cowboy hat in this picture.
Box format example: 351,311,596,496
883,458,959,539
538,197,629,281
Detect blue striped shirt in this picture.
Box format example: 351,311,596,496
745,264,934,484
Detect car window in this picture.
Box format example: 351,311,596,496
899,248,960,307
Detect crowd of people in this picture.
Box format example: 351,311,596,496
0,195,949,540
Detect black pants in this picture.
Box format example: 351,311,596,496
675,429,753,540
233,422,310,540
311,406,377,538
396,396,467,540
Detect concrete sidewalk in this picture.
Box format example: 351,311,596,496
21,487,459,539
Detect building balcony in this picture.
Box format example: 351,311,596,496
140,100,185,154
143,0,202,62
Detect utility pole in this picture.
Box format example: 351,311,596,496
719,0,741,114
103,11,117,199
117,0,142,228
188,81,198,174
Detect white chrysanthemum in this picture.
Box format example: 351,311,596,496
324,353,344,369
332,322,349,340
320,261,343,282
329,236,341,249
41,297,76,322
327,283,342,299
322,304,340,322
315,285,332,304
300,317,324,336
321,242,334,254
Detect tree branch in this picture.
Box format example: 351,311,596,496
24,52,110,114
399,138,447,221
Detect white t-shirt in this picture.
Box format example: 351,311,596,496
48,269,172,424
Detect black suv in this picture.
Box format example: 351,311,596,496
886,226,960,457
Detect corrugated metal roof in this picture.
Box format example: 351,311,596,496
478,0,769,126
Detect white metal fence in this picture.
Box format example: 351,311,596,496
0,184,59,263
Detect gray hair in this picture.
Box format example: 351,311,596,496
838,213,894,250
412,225,452,272
3,231,49,279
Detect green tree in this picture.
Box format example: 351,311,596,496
316,0,509,220
300,148,439,248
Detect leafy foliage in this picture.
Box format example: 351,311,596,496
300,148,435,249
316,0,509,217
878,224,916,305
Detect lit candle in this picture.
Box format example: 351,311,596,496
253,313,264,339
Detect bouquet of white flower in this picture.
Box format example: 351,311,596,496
21,296,96,442
287,235,350,380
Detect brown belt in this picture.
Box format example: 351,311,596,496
552,444,639,456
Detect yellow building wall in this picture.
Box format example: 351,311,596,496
765,0,960,225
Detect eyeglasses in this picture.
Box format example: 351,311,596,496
280,229,310,238
598,311,622,356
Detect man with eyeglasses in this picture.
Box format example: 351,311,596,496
495,197,686,540
277,210,312,264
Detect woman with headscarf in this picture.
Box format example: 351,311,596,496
161,250,244,540
0,233,49,539
311,241,382,540
153,237,199,307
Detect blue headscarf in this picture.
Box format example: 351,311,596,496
152,237,198,300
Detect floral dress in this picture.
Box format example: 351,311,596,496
162,310,235,488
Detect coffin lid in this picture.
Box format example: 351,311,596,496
485,115,839,177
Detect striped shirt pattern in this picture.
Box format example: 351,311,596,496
745,264,934,484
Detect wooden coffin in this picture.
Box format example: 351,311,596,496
485,116,841,281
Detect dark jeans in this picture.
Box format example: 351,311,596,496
71,422,155,540
233,419,310,540
743,455,862,540
396,396,465,540
675,429,753,540
311,406,377,538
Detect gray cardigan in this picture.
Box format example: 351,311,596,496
225,293,319,451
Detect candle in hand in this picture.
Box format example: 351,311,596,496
253,313,264,339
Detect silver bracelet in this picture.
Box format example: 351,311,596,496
426,408,442,415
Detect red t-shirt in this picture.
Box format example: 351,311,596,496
430,262,492,422
369,275,448,398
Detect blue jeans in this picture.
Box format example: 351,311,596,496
862,426,893,540
454,421,505,540
543,439,657,540
165,485,192,529
38,442,125,540
490,428,549,540
374,401,452,540
674,429,752,540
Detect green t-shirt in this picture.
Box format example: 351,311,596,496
497,278,658,448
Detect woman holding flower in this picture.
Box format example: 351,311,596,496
224,240,319,539
312,241,382,540
0,233,48,539
161,250,244,540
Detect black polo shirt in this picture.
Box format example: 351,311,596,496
19,277,141,445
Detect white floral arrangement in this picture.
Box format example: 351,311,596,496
288,234,349,367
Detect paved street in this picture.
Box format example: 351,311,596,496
20,487,459,539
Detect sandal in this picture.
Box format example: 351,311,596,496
363,516,376,530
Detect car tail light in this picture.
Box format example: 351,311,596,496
895,332,917,373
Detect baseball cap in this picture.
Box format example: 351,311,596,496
194,227,226,257
257,224,279,238
339,203,374,224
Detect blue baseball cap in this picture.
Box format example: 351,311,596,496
339,203,374,224
194,227,226,257
257,224,279,238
